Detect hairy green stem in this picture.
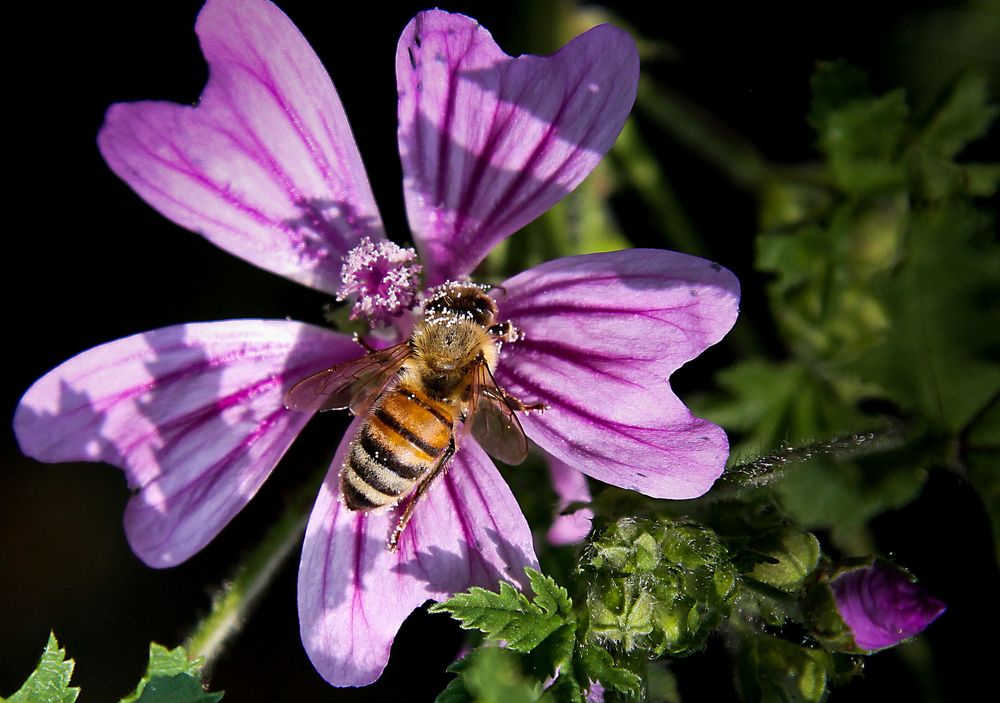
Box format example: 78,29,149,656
712,424,909,497
184,470,323,666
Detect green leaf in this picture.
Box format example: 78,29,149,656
909,71,999,200
822,89,910,194
737,636,831,703
119,644,223,703
436,656,476,703
916,71,997,163
965,394,1000,563
843,202,1000,432
525,624,577,681
429,569,572,653
4,633,78,703
449,648,550,703
758,195,909,366
967,447,1000,564
576,644,642,699
526,569,573,619
808,60,871,132
696,360,867,460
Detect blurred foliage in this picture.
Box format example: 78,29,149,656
695,59,999,552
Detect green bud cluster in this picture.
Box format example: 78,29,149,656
580,518,737,656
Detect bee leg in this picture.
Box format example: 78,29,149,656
499,388,548,414
388,438,457,552
487,321,523,343
352,332,379,353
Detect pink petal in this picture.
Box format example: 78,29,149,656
299,425,537,686
99,0,383,295
14,320,357,567
547,458,594,546
495,249,740,499
396,11,639,283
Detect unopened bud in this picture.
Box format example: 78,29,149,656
805,559,945,653
748,530,821,593
581,518,737,656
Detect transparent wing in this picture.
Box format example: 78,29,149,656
468,361,529,465
284,342,411,415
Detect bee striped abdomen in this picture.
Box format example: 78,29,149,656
340,386,455,511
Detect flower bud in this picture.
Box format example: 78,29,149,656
581,518,737,656
748,529,821,593
805,559,945,653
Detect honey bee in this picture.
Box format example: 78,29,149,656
285,281,546,550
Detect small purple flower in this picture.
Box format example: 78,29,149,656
14,0,739,687
830,562,946,652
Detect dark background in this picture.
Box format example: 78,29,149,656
3,0,997,700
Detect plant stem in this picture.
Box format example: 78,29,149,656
636,75,772,193
184,469,323,666
610,118,706,257
712,424,909,497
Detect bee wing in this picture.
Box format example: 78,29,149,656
284,342,411,415
468,361,529,466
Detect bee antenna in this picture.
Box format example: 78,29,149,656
484,283,508,298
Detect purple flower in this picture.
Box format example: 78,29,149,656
14,0,739,687
830,562,946,652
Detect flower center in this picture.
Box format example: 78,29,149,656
337,238,422,326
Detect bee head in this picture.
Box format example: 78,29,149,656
423,281,498,327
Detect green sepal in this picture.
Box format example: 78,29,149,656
800,558,873,654
3,633,79,703
748,530,822,594
119,644,223,703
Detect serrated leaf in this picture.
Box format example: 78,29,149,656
525,624,577,681
576,644,642,699
527,569,573,619
430,570,571,653
4,633,78,703
119,644,222,703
